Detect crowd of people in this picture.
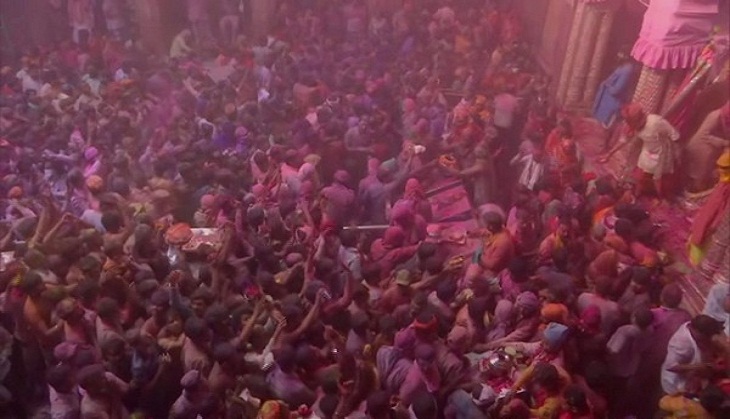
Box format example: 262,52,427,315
0,1,728,419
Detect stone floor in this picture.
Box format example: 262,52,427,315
572,116,712,314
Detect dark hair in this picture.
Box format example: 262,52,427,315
660,283,683,308
101,212,123,233
96,297,119,321
436,280,457,302
631,266,652,287
699,385,726,413
75,279,100,304
633,308,653,329
691,314,724,338
184,317,209,340
417,242,438,260
21,270,43,294
411,390,438,419
204,303,229,325
46,364,73,390
213,342,236,363
339,229,358,248
508,258,530,282
467,298,489,322
533,363,561,393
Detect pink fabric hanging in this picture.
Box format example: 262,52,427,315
631,0,719,70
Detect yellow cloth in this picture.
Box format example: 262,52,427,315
659,395,711,419
688,242,706,266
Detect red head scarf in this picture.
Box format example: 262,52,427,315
621,103,647,136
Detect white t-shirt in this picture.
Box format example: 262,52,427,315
661,322,701,394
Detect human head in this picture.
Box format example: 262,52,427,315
100,336,126,365
184,316,212,345
532,363,561,394
190,287,214,317
621,103,647,133
411,390,438,419
56,298,83,323
483,211,504,234
689,314,724,346
21,270,46,297
629,267,652,294
77,364,107,396
632,308,653,330
660,283,683,308
47,364,75,393
514,292,539,317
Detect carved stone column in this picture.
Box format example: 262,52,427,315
565,5,602,107
583,7,617,105
131,0,165,54
556,1,587,105
250,0,277,38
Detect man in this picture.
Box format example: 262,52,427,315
684,103,730,192
600,103,680,198
577,276,620,336
477,211,515,276
688,151,730,281
170,370,215,419
77,364,129,419
266,345,316,408
449,128,497,207
661,315,725,395
320,170,355,226
170,29,194,59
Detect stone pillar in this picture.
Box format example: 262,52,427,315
632,66,669,114
564,6,602,107
250,0,277,38
583,7,617,105
556,1,586,105
132,0,165,54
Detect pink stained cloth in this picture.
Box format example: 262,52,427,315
630,0,718,70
